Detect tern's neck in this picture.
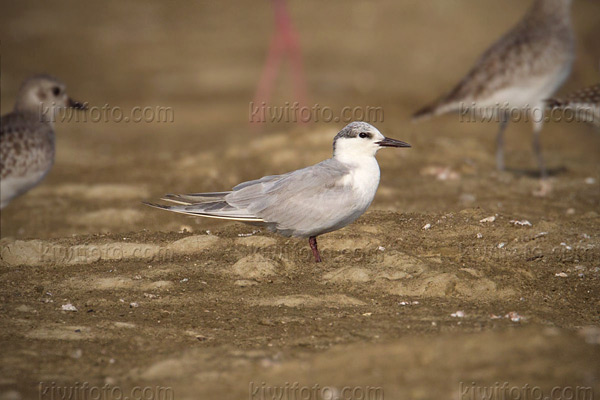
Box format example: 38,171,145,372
333,152,378,168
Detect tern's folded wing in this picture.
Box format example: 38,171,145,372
226,159,357,235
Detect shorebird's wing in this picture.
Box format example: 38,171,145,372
1,113,53,179
226,159,356,236
547,83,600,108
547,84,600,126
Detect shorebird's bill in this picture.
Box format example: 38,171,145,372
68,98,87,110
376,137,411,148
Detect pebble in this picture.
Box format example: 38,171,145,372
61,303,78,312
451,311,465,318
510,220,532,227
399,301,419,306
505,311,523,322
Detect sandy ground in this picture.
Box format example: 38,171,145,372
1,1,600,399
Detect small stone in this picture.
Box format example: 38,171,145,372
505,311,523,322
237,230,260,237
479,216,496,223
451,311,465,318
70,349,83,359
61,303,78,312
510,220,532,227
179,225,193,233
423,223,431,230
554,272,568,278
15,304,34,313
129,302,139,308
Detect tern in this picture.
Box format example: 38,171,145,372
145,122,410,262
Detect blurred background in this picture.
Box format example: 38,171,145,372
1,0,599,238
1,1,599,399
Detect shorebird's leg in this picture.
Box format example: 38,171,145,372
496,111,509,171
531,118,553,196
532,119,547,180
308,236,322,263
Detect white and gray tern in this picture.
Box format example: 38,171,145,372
145,122,410,262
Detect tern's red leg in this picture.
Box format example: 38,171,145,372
309,236,322,263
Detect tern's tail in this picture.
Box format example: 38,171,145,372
143,192,264,222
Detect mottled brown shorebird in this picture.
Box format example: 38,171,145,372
0,75,86,209
413,0,575,179
547,83,600,127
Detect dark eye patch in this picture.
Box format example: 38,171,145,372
52,87,61,96
358,132,371,139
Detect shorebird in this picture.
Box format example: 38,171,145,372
547,83,600,127
413,0,575,179
145,122,411,262
0,74,86,209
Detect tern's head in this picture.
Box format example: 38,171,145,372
333,122,411,160
14,74,86,121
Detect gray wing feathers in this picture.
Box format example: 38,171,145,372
149,158,354,234
226,159,354,235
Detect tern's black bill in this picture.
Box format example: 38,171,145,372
68,98,88,110
376,137,411,148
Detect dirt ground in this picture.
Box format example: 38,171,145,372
1,1,600,399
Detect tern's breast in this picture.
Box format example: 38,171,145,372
339,157,381,211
